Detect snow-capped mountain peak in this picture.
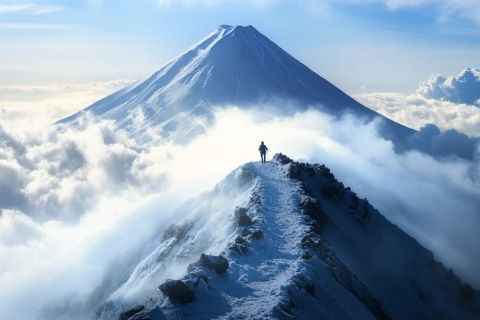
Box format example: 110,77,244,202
59,25,412,142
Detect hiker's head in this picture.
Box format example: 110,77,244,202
261,141,264,145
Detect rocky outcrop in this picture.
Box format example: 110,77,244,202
197,253,229,274
234,206,253,227
160,279,194,304
118,306,145,320
229,236,249,255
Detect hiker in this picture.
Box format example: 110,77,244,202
259,141,268,163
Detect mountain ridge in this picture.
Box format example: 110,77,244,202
90,154,479,320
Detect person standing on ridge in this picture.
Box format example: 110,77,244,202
259,141,268,163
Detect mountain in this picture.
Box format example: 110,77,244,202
59,25,413,142
90,155,479,320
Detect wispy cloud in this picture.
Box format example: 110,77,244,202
357,92,480,137
153,0,480,23
0,22,73,30
374,0,480,23
0,3,63,15
155,0,285,8
0,79,136,120
355,67,480,137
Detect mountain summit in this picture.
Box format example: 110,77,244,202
59,25,412,141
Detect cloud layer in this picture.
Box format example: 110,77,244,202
0,106,479,319
0,115,165,222
357,92,480,137
0,79,136,121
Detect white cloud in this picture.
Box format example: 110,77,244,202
417,68,480,106
0,3,63,15
152,0,480,23
0,107,479,319
155,0,279,7
357,92,480,137
356,68,480,138
0,22,73,30
339,0,480,23
0,79,136,121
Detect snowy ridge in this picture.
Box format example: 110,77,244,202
59,25,413,142
94,155,480,320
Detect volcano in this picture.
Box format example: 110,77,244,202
59,25,413,142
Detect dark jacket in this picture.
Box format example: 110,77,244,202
259,144,268,154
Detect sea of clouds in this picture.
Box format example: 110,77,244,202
0,104,479,319
1,66,480,319
357,68,480,137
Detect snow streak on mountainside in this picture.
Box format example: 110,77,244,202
59,25,412,142
92,155,480,320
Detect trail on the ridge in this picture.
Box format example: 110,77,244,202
178,161,309,319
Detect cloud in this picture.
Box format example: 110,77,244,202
151,0,480,23
417,68,480,106
339,0,480,23
0,209,44,246
0,79,136,121
0,114,167,222
356,92,480,137
0,22,74,30
155,0,279,7
403,123,480,160
0,106,479,319
0,3,63,15
388,0,480,23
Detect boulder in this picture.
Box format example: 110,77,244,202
198,253,229,274
160,279,194,304
234,207,253,227
273,153,293,165
119,306,145,320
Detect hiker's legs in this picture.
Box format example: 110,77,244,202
261,153,266,163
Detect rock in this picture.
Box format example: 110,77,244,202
250,229,264,240
160,279,194,304
119,306,145,320
234,207,253,227
130,315,151,320
198,253,229,274
273,153,293,165
235,236,248,245
229,242,248,255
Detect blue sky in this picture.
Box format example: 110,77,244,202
1,0,479,93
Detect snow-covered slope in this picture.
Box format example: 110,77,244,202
92,155,479,320
59,25,412,142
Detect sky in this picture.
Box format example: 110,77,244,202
1,0,480,91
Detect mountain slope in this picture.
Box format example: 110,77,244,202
59,25,413,142
92,155,479,320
